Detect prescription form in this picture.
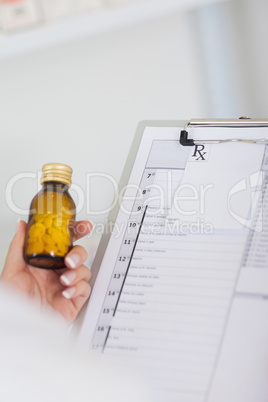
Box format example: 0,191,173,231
78,124,268,402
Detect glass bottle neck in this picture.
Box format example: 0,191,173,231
42,181,69,192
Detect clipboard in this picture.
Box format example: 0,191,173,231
76,119,268,402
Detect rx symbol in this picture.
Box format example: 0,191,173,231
192,144,207,161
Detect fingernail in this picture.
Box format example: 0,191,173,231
65,254,80,269
62,287,76,299
61,271,76,286
16,218,21,233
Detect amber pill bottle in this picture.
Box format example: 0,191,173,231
24,163,76,269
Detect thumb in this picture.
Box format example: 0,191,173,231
2,220,27,278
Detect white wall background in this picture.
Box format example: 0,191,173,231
0,6,208,269
1,0,268,270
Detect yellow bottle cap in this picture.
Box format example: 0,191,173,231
41,163,73,187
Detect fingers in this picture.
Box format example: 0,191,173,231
73,220,93,242
65,245,88,269
61,245,91,301
61,278,91,301
2,220,91,277
60,264,91,288
2,220,27,278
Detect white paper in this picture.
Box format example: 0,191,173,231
78,125,268,402
169,128,265,231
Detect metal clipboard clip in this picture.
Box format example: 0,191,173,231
180,117,268,146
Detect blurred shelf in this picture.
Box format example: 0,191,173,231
0,0,222,60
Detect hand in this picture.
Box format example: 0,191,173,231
1,220,93,323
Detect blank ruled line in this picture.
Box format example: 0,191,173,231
110,326,221,338
105,344,216,358
143,166,185,170
121,290,230,300
130,265,236,272
127,273,235,281
129,266,236,273
132,255,240,263
124,283,233,290
135,247,241,254
116,310,226,320
119,300,228,309
111,315,224,325
138,237,245,246
108,334,219,348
